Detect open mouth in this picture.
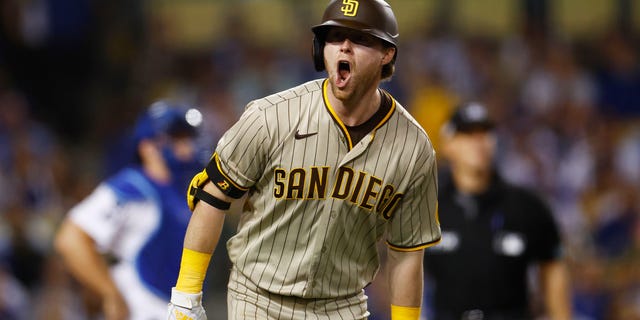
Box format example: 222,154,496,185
336,60,351,87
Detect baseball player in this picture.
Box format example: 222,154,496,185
168,1,441,319
55,102,204,320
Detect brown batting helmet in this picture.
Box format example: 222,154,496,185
312,0,399,72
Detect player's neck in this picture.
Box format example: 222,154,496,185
327,85,381,127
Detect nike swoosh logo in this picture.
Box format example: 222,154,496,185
295,130,318,139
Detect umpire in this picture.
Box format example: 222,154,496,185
423,102,572,320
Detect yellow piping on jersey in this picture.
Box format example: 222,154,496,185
322,79,354,149
386,237,442,252
322,80,398,147
369,90,396,140
213,152,249,192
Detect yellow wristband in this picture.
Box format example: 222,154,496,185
391,304,421,320
175,248,212,293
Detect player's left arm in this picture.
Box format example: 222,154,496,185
540,259,572,320
384,142,439,320
386,248,424,320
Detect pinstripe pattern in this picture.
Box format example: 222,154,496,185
228,267,369,320
215,78,440,302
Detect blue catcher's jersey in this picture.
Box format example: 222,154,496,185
106,168,191,299
68,167,191,317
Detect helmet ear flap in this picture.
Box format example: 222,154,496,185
312,36,325,72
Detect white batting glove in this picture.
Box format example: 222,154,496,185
167,287,207,320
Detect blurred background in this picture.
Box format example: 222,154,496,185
0,0,638,319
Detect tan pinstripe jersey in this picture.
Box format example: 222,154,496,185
207,78,440,299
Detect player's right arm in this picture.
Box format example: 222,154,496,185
170,101,264,319
54,220,129,320
169,180,235,320
183,180,230,254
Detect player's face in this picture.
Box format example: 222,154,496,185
161,135,202,191
323,27,395,101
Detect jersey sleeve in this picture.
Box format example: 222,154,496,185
386,148,441,251
206,102,269,198
68,184,126,252
528,194,563,261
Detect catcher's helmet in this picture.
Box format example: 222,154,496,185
311,0,399,72
133,101,202,146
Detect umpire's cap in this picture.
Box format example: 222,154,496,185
133,101,203,146
445,102,495,134
311,0,398,72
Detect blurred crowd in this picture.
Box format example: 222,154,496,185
0,0,639,319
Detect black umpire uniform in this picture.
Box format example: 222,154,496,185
424,104,564,320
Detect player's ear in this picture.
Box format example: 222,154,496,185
381,47,395,65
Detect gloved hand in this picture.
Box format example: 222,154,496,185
167,288,207,320
186,169,210,211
